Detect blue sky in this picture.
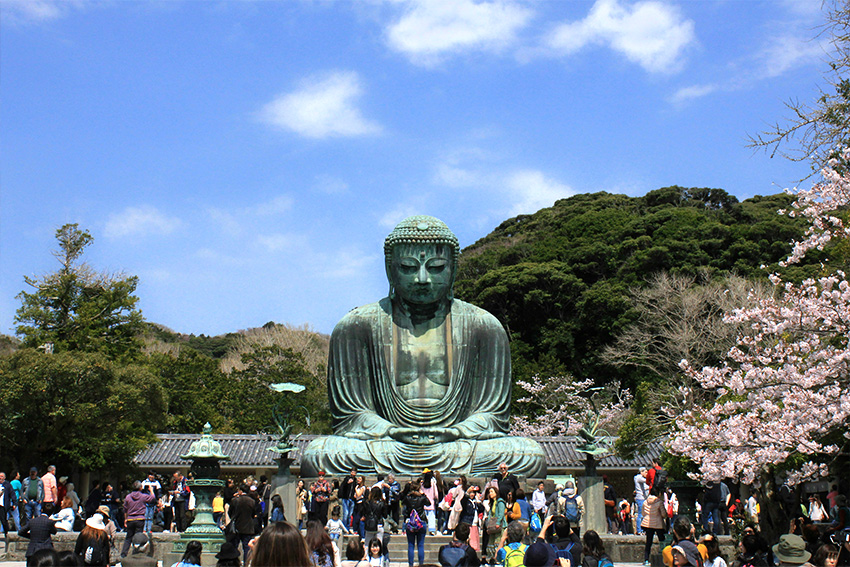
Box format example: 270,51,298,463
0,0,830,337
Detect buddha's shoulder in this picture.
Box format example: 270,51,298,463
452,299,505,329
333,299,391,328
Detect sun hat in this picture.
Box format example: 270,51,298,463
773,534,812,564
86,515,106,531
96,505,110,518
524,540,556,567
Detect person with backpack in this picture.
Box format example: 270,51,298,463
561,482,585,535
496,520,528,567
75,513,111,566
582,530,613,567
439,522,481,567
550,514,583,567
403,480,429,567
647,460,668,493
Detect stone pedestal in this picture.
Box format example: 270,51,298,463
272,479,298,525
579,476,606,534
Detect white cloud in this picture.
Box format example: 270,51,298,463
386,0,533,66
104,205,181,239
756,33,823,79
379,203,424,229
319,246,380,279
1,0,84,24
257,233,297,253
259,71,382,139
251,195,294,216
669,83,719,104
435,163,484,188
547,0,695,74
313,174,349,195
505,170,575,216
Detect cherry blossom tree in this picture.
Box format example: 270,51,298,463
669,150,850,486
510,374,632,438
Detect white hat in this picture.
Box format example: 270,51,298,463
86,515,106,531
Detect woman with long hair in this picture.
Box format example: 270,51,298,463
171,540,202,567
421,470,438,536
50,497,76,532
305,519,335,567
353,476,367,539
295,480,308,530
582,530,612,567
364,487,387,543
270,494,286,524
74,515,111,567
641,486,668,566
483,485,506,561
702,534,728,567
250,522,311,567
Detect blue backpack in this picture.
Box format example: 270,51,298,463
439,543,470,567
564,495,580,522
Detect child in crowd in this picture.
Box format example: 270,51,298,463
327,506,346,542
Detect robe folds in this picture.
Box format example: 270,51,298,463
300,297,547,477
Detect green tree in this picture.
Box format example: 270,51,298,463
223,344,331,434
0,349,166,474
15,224,144,360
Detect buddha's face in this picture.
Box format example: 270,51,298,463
390,243,453,306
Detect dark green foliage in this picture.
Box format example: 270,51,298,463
455,188,818,386
0,349,166,473
143,322,241,359
14,224,144,361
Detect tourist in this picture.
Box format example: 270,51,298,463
561,481,584,537
673,543,704,567
582,530,613,567
484,485,507,562
326,505,345,548
95,505,118,552
228,484,258,563
702,534,727,567
0,471,16,537
341,538,369,567
310,472,332,526
340,469,358,533
19,502,57,561
363,486,387,543
495,520,527,567
121,481,157,558
75,513,110,566
774,534,815,567
159,491,174,532
21,467,44,523
402,480,428,567
384,473,402,533
635,468,649,535
171,540,203,567
367,536,388,567
140,471,162,534
49,497,76,532
84,482,101,520
215,541,241,567
550,514,583,567
434,471,449,534
508,488,532,530
353,475,367,536
642,486,668,566
10,471,23,531
809,495,828,523
603,476,619,534
662,518,707,567
305,519,336,567
27,548,60,567
812,543,839,567
65,482,80,517
494,464,520,502
296,480,309,530
41,466,58,512
122,532,156,567
270,494,286,523
532,482,547,523
446,477,468,534
422,470,439,535
731,534,770,567
524,516,570,567
438,522,480,567
171,472,190,533
250,522,311,567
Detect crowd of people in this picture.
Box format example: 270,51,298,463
1,463,849,567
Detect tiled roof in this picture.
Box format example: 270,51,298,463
134,434,662,471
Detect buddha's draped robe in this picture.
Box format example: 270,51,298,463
300,297,547,477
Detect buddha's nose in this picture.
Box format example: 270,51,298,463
416,264,430,283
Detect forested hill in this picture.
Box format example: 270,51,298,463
453,186,820,386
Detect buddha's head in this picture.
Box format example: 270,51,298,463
384,215,459,307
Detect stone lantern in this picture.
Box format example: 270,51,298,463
175,423,229,551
